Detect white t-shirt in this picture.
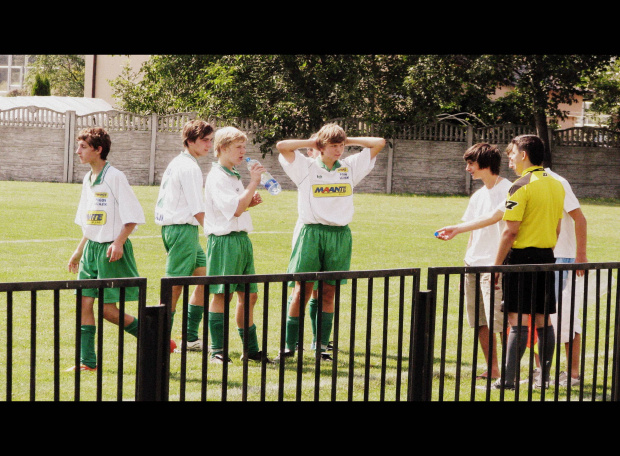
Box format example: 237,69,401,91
75,162,145,243
155,151,204,226
203,162,253,236
278,148,376,226
462,177,512,266
545,168,580,258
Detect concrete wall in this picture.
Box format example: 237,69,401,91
1,108,619,199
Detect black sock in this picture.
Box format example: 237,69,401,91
536,325,555,381
504,326,528,385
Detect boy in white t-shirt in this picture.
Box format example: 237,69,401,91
67,127,146,371
275,123,385,362
436,143,512,380
203,126,272,364
156,120,214,353
287,136,331,351
545,168,587,387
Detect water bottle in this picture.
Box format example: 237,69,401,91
245,157,281,195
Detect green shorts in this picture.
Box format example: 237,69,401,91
161,224,206,276
206,231,258,294
287,224,352,285
78,239,140,303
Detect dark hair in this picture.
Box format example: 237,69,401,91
77,127,111,160
182,119,214,147
463,143,501,175
510,135,545,166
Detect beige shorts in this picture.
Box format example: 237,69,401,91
464,265,504,333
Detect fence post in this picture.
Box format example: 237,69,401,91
148,112,158,185
135,304,170,401
408,290,435,401
612,288,620,401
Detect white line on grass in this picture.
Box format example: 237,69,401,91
0,232,295,244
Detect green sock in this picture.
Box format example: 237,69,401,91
285,315,299,351
238,323,260,354
320,312,334,350
208,312,224,354
187,304,204,342
308,297,318,344
81,324,97,368
286,294,293,313
124,317,139,337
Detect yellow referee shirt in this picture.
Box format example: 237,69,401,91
503,166,565,249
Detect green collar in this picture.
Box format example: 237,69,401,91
214,162,241,179
89,162,110,187
317,156,341,172
182,150,198,164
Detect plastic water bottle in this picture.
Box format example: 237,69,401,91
245,157,281,195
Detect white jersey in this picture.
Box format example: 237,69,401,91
545,168,580,258
462,177,512,266
155,151,204,226
278,148,376,226
204,162,253,236
74,162,145,243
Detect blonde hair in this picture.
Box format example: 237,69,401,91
316,123,346,150
213,126,247,157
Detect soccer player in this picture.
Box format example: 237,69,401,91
435,143,512,381
203,126,272,364
491,135,564,390
155,119,214,352
287,136,332,352
275,123,385,362
67,127,146,371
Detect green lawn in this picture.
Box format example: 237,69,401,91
1,180,619,401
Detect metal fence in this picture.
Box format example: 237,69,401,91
426,262,620,402
157,269,422,402
1,263,619,402
0,277,147,401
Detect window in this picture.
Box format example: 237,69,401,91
577,101,610,127
0,55,35,95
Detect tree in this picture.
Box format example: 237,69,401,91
110,55,416,155
404,55,615,166
584,57,620,130
25,55,85,97
31,74,50,96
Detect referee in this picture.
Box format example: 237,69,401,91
492,135,565,390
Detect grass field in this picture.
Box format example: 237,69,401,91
1,180,619,401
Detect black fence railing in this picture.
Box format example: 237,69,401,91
0,277,147,401
426,262,620,402
157,269,422,402
1,263,618,402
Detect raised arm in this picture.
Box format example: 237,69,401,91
346,137,386,158
276,138,318,164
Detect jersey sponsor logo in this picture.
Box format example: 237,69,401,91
505,200,518,210
312,183,352,197
86,211,107,225
337,167,349,173
94,192,108,198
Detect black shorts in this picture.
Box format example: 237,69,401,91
503,247,556,315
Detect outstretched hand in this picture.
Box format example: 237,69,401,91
434,226,459,241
